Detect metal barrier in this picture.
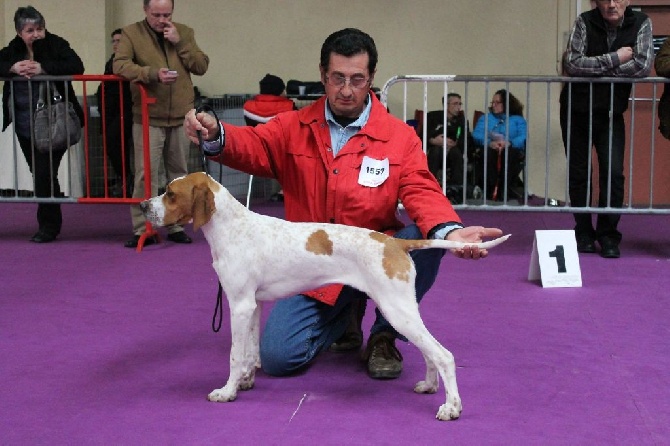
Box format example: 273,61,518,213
380,75,670,214
5,74,669,217
1,75,144,204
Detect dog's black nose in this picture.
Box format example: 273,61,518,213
139,201,148,212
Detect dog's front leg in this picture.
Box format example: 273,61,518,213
208,298,258,403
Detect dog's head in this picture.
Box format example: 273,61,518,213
140,172,219,231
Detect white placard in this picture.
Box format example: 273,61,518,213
528,230,582,288
358,156,389,187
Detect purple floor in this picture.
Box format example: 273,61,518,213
1,201,670,445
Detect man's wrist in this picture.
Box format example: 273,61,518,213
202,122,225,156
429,222,464,240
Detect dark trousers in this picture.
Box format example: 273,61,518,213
427,144,464,185
485,148,525,200
560,109,624,243
18,135,66,236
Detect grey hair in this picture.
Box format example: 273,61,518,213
14,6,45,33
143,0,174,7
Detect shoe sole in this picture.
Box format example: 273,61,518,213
599,251,620,259
367,368,402,380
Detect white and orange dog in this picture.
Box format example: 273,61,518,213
140,172,509,421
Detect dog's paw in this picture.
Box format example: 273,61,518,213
238,375,255,391
436,400,462,421
207,387,237,402
414,380,438,394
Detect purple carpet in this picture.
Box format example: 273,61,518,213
1,201,669,445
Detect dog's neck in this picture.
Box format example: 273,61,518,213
200,186,255,252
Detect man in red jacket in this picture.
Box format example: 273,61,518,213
184,28,501,380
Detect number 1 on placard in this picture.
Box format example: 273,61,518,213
548,245,566,273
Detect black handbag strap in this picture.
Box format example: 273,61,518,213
36,82,63,110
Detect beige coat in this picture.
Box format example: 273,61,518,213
113,19,209,127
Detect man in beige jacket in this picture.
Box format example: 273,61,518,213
114,0,209,248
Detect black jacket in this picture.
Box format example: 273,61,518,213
0,31,85,132
560,7,648,115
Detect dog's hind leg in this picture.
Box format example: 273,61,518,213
208,296,258,403
368,281,462,421
415,353,439,394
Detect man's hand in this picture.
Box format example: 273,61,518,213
184,108,220,145
617,46,634,64
158,67,178,84
162,21,181,44
446,226,504,259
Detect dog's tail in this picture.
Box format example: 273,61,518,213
400,234,511,252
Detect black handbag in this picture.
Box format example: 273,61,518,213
33,82,82,152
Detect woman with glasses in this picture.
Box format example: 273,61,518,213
472,89,527,201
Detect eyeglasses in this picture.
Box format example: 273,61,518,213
325,74,370,89
490,100,503,105
596,0,624,4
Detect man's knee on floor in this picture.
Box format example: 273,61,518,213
259,342,307,377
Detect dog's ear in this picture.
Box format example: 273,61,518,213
192,183,215,231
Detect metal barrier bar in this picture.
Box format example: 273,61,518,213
0,75,151,205
380,74,670,214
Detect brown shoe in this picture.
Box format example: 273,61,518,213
362,331,403,379
329,298,366,352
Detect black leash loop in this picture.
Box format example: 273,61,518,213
194,103,222,180
212,282,223,333
194,104,225,334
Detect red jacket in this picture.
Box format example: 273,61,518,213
214,93,461,304
243,94,296,123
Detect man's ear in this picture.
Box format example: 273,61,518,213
319,64,327,84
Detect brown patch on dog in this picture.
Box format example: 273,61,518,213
306,230,333,256
369,232,433,282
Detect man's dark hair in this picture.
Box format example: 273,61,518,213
14,6,45,33
446,93,462,101
495,89,524,116
320,28,378,73
111,28,123,38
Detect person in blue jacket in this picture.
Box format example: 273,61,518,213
472,89,527,201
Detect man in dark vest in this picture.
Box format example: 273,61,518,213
560,0,653,259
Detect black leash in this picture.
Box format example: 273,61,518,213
194,104,223,182
193,104,225,333
212,282,223,333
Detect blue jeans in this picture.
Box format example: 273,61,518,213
259,224,446,376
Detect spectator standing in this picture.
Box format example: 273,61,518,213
560,0,653,259
96,28,133,198
0,6,84,243
184,28,502,381
114,0,209,248
655,37,670,139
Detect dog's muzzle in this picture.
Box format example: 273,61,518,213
139,200,150,214
139,199,163,226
